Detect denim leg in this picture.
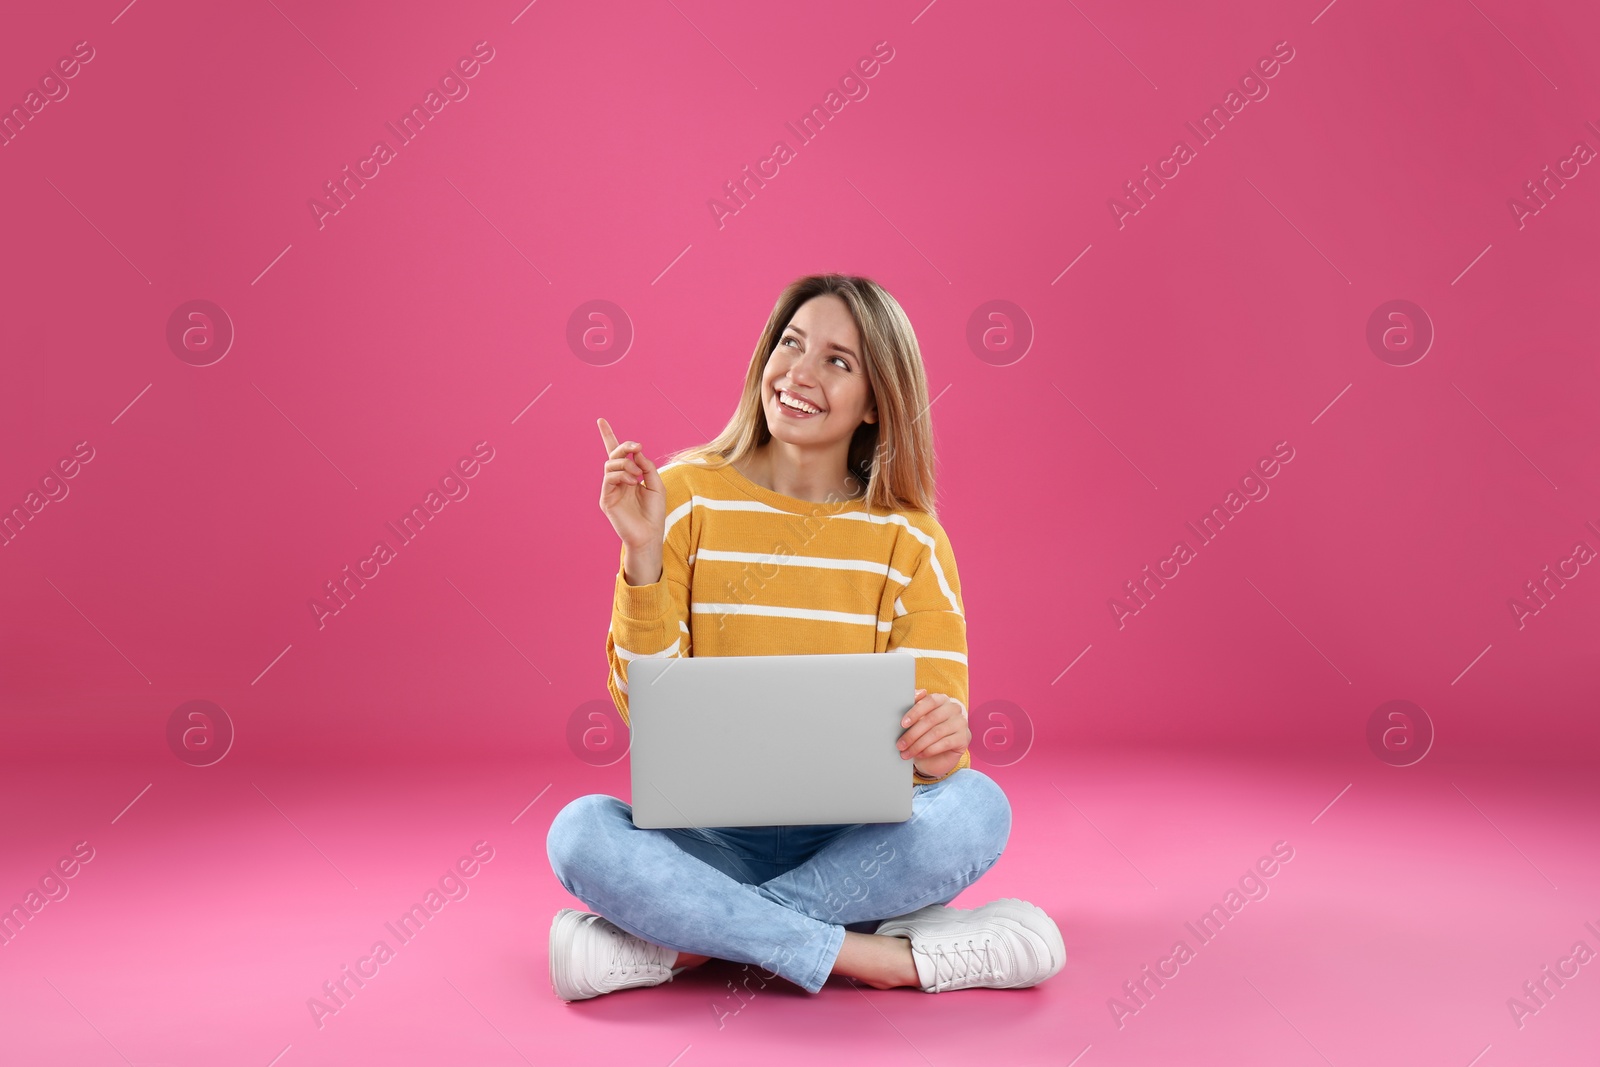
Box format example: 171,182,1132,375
755,769,1012,951
546,793,847,994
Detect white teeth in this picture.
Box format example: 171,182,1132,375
779,391,821,414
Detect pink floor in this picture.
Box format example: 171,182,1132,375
4,749,1594,1067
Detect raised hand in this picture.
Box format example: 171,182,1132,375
596,417,666,559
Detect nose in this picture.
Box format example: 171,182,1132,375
785,350,822,386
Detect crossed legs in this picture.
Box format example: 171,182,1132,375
546,768,1012,994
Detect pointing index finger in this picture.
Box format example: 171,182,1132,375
597,417,619,454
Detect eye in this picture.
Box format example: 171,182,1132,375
778,334,850,369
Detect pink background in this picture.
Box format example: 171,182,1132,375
2,1,1597,1065
3,2,1598,764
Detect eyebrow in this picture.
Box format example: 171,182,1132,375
785,326,857,359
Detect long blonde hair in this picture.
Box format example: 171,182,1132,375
666,274,941,517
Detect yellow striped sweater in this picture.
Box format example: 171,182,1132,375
605,456,972,784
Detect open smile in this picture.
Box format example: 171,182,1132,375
776,388,825,418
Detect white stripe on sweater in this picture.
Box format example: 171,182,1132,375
691,602,880,627
694,547,912,586
611,637,682,661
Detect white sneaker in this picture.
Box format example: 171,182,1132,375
549,908,687,1002
874,898,1065,993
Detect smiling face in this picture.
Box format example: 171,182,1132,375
760,294,877,449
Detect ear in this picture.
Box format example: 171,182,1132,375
864,398,878,425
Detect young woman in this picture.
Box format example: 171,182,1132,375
546,273,1064,1000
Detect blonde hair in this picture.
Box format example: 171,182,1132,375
666,273,941,517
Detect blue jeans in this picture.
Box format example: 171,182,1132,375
545,768,1011,994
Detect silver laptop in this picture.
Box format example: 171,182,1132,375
627,652,917,829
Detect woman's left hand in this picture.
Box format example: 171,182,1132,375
899,688,971,779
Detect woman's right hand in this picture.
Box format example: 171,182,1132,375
596,417,666,553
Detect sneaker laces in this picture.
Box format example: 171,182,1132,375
925,933,1006,992
606,926,671,981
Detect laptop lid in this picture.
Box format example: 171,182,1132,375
627,652,917,829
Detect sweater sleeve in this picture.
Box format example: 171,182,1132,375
888,518,973,784
605,466,694,729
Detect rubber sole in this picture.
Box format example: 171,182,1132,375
981,898,1066,981
550,908,596,1002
